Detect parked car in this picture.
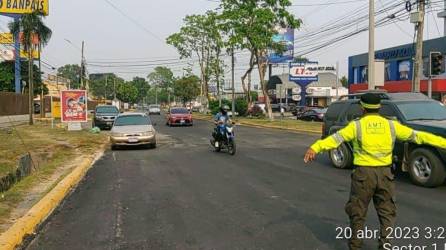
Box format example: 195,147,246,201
166,107,193,126
110,113,156,150
92,105,120,130
148,104,161,115
297,108,327,121
291,106,323,116
323,92,446,187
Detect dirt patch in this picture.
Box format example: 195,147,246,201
0,124,108,233
0,153,92,233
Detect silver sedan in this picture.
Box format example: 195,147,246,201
110,113,157,150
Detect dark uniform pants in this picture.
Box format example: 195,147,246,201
345,166,396,250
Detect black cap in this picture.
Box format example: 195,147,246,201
360,93,381,109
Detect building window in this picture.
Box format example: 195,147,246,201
360,66,368,83
398,60,410,80
385,62,391,81
353,67,359,83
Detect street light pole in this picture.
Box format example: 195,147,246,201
368,0,375,90
231,46,235,116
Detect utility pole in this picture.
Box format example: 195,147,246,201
155,83,158,105
113,78,116,100
368,0,375,90
231,46,235,116
38,45,45,118
336,61,340,100
105,75,108,103
438,0,446,36
413,0,426,93
80,41,85,89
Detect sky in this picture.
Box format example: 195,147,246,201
0,0,445,91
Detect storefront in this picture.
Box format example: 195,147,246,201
348,37,446,103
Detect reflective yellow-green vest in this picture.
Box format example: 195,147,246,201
311,114,446,167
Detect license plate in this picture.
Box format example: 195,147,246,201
180,120,185,123
128,138,138,143
106,122,112,125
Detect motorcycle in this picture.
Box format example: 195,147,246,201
211,121,236,155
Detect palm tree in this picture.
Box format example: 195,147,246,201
9,11,52,125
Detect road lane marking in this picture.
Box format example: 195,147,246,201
112,152,116,161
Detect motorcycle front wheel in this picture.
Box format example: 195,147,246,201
228,138,236,155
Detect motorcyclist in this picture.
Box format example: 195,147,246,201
212,105,232,146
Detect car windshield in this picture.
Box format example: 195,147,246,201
96,106,119,113
397,101,446,121
171,108,188,114
149,105,160,108
114,115,150,126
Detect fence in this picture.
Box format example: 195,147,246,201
0,92,29,116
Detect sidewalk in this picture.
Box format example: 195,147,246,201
0,115,28,128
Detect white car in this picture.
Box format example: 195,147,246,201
148,104,161,115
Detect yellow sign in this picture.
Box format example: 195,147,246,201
51,100,61,118
20,49,39,59
0,0,49,15
0,33,13,44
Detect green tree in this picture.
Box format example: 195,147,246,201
89,73,123,100
9,10,52,124
173,75,200,105
147,66,175,88
340,76,349,88
0,61,47,95
129,76,150,102
57,64,81,89
116,82,138,104
0,62,15,92
219,0,301,120
166,11,223,101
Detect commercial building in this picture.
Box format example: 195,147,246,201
348,37,446,103
268,72,348,107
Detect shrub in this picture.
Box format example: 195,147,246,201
235,98,248,116
248,105,265,118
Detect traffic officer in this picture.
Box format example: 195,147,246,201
304,93,446,250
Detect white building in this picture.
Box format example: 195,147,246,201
269,73,348,107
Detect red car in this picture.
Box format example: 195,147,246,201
166,107,193,126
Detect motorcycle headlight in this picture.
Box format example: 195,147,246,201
226,127,233,133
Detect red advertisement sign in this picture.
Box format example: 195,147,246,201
61,90,87,122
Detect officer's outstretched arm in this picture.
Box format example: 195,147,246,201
310,121,357,154
393,121,446,148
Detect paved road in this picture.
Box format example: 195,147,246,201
26,115,446,250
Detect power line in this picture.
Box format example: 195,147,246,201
102,0,165,44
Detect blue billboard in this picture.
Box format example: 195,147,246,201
268,27,294,64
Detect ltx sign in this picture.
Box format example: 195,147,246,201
289,62,319,84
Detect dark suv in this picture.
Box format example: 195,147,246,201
323,92,446,187
93,105,120,130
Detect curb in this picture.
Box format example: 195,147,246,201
193,116,321,135
0,148,105,250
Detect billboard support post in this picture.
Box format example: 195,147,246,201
14,16,21,94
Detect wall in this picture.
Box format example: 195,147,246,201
0,92,29,116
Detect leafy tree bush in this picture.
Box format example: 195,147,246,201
235,98,248,116
209,99,231,115
247,105,265,118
